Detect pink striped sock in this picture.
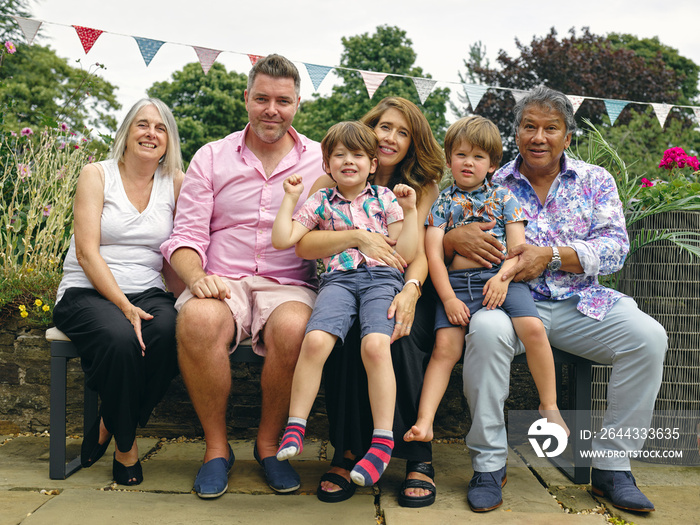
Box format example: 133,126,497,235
350,430,394,486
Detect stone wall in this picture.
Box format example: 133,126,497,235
0,320,541,440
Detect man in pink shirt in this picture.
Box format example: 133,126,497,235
160,54,325,498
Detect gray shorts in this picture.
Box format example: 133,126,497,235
306,266,403,342
434,267,540,331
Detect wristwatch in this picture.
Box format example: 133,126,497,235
404,279,422,297
548,246,562,271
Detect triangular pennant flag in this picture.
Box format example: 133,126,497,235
465,84,489,110
248,54,264,66
651,103,672,128
193,46,222,75
693,108,700,128
413,78,437,105
134,37,165,67
360,71,388,99
304,63,333,91
12,16,41,45
567,95,585,114
72,25,103,54
511,90,528,103
604,100,629,125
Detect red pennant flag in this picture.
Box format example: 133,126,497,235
248,54,264,65
72,25,104,54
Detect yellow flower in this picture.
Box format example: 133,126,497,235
35,299,42,307
19,305,27,312
20,311,29,318
42,305,50,312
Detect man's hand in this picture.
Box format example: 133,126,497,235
189,274,231,300
501,244,551,282
445,221,505,268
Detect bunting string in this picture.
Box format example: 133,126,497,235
11,16,700,130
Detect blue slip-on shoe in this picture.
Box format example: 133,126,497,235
467,466,507,512
254,442,301,493
193,444,235,499
591,468,655,512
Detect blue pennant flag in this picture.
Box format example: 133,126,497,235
134,37,165,67
304,63,333,91
604,100,629,126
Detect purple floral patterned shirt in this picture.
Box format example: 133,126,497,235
493,154,629,320
293,183,403,273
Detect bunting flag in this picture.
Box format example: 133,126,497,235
567,95,585,114
72,25,104,54
360,70,388,99
304,63,333,91
464,84,489,110
12,16,42,45
412,78,437,104
693,108,700,128
193,46,222,75
604,100,629,125
511,90,528,103
248,54,264,66
651,103,673,128
134,37,165,67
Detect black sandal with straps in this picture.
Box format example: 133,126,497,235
398,460,436,508
317,457,357,503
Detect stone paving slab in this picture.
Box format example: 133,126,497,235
0,491,51,525
19,489,376,525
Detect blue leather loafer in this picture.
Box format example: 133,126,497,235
591,468,655,512
467,466,507,512
193,444,235,499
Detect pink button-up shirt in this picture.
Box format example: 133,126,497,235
161,125,325,289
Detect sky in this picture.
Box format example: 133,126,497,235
23,0,700,128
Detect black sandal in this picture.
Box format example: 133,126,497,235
112,454,143,486
80,417,112,468
398,461,436,508
317,457,357,503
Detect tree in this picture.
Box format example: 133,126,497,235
147,62,249,165
455,27,699,163
0,0,31,43
293,25,450,144
0,44,120,134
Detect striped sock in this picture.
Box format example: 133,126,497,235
350,429,394,486
276,417,306,461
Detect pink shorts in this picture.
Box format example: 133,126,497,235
174,276,316,356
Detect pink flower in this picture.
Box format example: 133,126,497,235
60,122,69,131
18,163,31,180
20,127,33,136
641,178,654,188
4,41,16,54
10,131,16,137
59,142,66,150
87,155,94,163
42,205,52,217
81,137,88,142
74,144,80,150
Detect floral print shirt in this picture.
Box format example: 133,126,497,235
493,154,629,320
293,183,403,273
427,180,526,263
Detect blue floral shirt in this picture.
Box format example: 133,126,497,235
427,180,525,264
493,154,629,320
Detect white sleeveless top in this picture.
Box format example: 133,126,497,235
56,159,175,303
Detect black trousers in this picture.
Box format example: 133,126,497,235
323,282,436,467
53,287,178,452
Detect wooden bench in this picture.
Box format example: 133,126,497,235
46,329,592,483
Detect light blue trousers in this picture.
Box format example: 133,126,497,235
463,296,667,472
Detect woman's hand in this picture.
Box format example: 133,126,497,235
357,230,406,271
121,304,154,355
387,285,419,343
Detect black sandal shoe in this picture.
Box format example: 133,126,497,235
398,461,436,508
80,418,112,468
112,454,143,486
317,457,357,503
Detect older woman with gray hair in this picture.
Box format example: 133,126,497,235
444,86,667,513
53,98,185,486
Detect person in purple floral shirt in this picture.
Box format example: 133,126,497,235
444,86,667,513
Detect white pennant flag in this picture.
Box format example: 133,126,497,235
360,71,388,99
412,78,437,105
12,16,42,45
651,103,672,128
511,90,529,103
693,108,700,128
465,84,488,110
193,46,222,75
567,95,585,114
